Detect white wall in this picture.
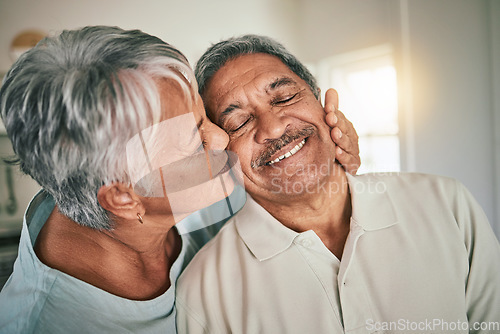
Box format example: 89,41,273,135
295,0,397,61
489,0,500,237
400,0,496,230
0,0,300,69
0,0,498,234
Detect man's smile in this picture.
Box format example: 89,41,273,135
267,138,306,165
251,126,315,168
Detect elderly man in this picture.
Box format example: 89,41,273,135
176,35,500,333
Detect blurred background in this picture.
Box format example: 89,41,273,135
0,0,498,284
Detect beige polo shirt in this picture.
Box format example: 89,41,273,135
176,173,500,333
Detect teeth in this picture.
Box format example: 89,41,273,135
268,139,306,165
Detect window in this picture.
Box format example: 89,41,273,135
313,45,400,174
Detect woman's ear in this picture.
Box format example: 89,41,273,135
97,183,144,221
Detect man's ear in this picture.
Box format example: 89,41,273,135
97,183,144,221
317,87,322,104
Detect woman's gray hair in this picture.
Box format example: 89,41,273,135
195,34,320,100
0,26,196,230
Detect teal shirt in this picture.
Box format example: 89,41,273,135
0,187,245,333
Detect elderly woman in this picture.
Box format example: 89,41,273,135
0,26,359,333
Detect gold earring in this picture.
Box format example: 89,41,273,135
137,213,144,224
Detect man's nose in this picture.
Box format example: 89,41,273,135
254,111,291,144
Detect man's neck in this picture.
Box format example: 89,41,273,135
251,168,352,258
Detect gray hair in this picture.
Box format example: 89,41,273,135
195,34,320,102
0,26,196,230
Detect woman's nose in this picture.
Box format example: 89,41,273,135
203,121,229,151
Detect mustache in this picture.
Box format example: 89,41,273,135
251,126,315,168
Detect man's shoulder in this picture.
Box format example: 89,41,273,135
353,172,462,195
179,218,238,270
353,172,491,235
175,218,244,333
354,171,457,184
177,214,249,292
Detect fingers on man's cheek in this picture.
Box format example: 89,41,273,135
325,89,339,108
334,115,349,134
325,112,338,126
333,130,356,153
325,103,336,114
331,127,343,141
335,147,350,168
335,149,360,175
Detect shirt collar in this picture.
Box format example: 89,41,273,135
235,193,298,261
235,174,398,261
347,173,398,231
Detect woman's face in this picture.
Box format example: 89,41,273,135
127,78,241,223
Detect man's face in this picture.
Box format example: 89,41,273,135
203,53,337,204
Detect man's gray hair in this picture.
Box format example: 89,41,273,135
195,34,320,100
0,26,196,230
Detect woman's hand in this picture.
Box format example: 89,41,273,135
324,88,361,174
